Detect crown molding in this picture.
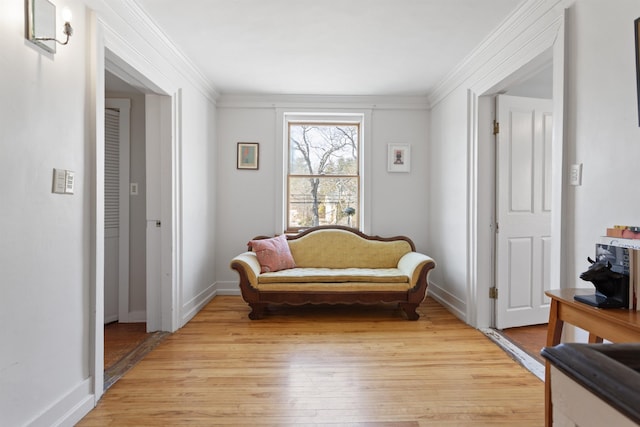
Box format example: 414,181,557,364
87,0,219,103
427,0,564,107
124,0,220,101
217,94,430,110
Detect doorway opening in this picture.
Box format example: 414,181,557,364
482,59,553,376
104,73,151,386
500,324,547,364
469,9,567,370
103,322,169,390
94,50,176,394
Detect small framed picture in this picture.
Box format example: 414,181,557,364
237,142,259,170
387,143,410,173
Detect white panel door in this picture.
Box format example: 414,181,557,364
495,95,554,329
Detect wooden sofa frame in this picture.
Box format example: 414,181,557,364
230,225,435,320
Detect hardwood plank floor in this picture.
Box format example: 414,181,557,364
78,296,544,426
104,322,149,369
501,324,547,365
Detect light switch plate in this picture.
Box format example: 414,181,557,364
64,171,74,194
52,168,66,194
569,163,582,186
52,168,75,194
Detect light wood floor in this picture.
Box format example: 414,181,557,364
79,296,544,426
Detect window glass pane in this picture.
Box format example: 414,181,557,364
289,124,358,175
288,177,359,229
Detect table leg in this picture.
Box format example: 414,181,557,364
545,298,564,427
588,333,604,344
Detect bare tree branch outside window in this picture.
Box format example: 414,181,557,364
288,123,359,231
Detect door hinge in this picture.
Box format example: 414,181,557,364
489,287,498,299
493,120,500,135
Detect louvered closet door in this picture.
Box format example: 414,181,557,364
104,108,120,323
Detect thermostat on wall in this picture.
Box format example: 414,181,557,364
52,168,75,194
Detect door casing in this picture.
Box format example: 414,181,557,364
464,10,567,329
90,22,180,402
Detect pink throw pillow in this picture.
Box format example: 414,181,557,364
248,234,296,273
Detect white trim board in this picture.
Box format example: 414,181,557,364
26,378,94,427
427,281,467,323
428,0,564,107
84,0,218,102
480,328,545,381
218,94,430,110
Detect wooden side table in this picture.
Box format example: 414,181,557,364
544,288,640,426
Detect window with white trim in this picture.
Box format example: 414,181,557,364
286,121,360,232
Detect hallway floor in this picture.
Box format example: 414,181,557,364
102,320,549,387
104,322,148,368
80,296,544,425
501,323,547,364
104,322,169,390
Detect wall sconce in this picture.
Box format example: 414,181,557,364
26,0,73,54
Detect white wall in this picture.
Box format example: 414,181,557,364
215,97,430,288
215,106,277,287
0,1,92,425
180,84,218,319
566,0,640,278
4,0,639,424
428,89,470,318
0,0,218,424
562,0,640,340
428,0,640,329
369,108,430,245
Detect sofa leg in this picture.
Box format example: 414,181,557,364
399,303,420,320
248,303,267,320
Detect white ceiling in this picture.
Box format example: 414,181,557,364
134,0,524,97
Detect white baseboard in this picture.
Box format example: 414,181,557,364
181,283,217,326
27,378,94,427
214,281,241,296
427,281,467,322
103,314,118,324
180,282,240,326
105,311,146,324
127,310,147,323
